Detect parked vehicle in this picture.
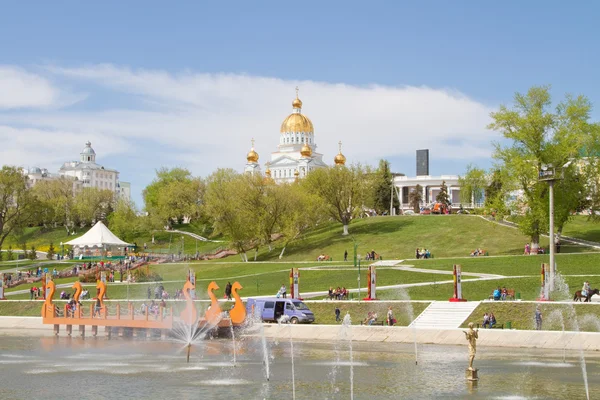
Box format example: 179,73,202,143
246,297,315,324
419,207,431,215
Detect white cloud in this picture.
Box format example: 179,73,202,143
0,66,85,109
0,64,498,201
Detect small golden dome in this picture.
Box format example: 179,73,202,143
246,138,259,163
334,140,346,166
300,142,312,157
294,170,300,176
292,97,302,109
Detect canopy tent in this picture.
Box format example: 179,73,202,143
64,221,133,247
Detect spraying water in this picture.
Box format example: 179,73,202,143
289,322,296,400
397,288,418,364
546,310,567,363
547,272,590,400
229,319,237,366
342,313,354,400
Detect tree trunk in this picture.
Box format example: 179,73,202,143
254,248,258,261
279,246,286,259
268,244,273,252
342,224,349,236
531,233,540,254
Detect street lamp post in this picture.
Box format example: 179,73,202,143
181,236,185,260
357,255,362,301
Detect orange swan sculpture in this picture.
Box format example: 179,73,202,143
180,279,197,325
229,282,246,325
41,280,56,318
96,280,106,312
72,281,82,303
204,281,222,324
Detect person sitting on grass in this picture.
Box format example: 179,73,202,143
489,313,497,328
482,313,490,328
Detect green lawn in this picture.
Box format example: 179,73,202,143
305,301,430,326
408,252,600,276
462,302,600,332
562,216,600,243
377,275,600,302
255,215,560,262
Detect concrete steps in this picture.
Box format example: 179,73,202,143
409,301,480,329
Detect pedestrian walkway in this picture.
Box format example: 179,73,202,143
409,300,481,329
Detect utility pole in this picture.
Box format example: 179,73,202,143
390,177,394,216
549,179,555,284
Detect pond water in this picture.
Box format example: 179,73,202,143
0,336,597,399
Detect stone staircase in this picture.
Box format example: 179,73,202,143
409,301,481,329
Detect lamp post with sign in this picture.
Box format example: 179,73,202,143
539,163,568,292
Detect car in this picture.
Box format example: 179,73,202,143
404,210,416,215
246,297,315,324
420,207,431,215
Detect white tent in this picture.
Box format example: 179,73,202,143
64,221,133,247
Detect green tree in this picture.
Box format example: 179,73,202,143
489,86,596,251
581,124,600,219
0,166,39,250
107,199,143,243
33,178,76,232
143,167,204,228
277,184,323,258
204,169,256,261
371,160,399,215
47,242,56,260
409,184,423,213
74,188,115,226
29,245,37,260
302,163,368,235
436,180,451,208
21,242,28,260
458,165,487,207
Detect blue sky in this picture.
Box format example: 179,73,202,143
1,1,599,205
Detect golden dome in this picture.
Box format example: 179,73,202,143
280,113,314,134
246,138,259,163
280,87,313,133
334,140,346,166
300,142,312,157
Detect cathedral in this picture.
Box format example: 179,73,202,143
244,88,346,183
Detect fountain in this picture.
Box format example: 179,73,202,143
546,270,590,400
341,312,354,400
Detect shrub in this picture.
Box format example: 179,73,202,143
132,267,163,283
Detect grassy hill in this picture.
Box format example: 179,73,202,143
256,215,560,262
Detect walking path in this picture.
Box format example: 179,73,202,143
168,229,224,243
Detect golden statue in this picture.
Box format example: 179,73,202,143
463,322,479,370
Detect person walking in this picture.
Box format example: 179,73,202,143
344,250,348,262
535,307,542,330
225,282,232,300
335,306,341,322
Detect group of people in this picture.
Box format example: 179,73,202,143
365,250,379,261
148,284,170,300
523,243,547,255
415,248,431,259
317,254,331,261
492,287,509,301
360,307,395,326
470,248,485,257
139,300,168,319
328,286,348,300
482,312,497,328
